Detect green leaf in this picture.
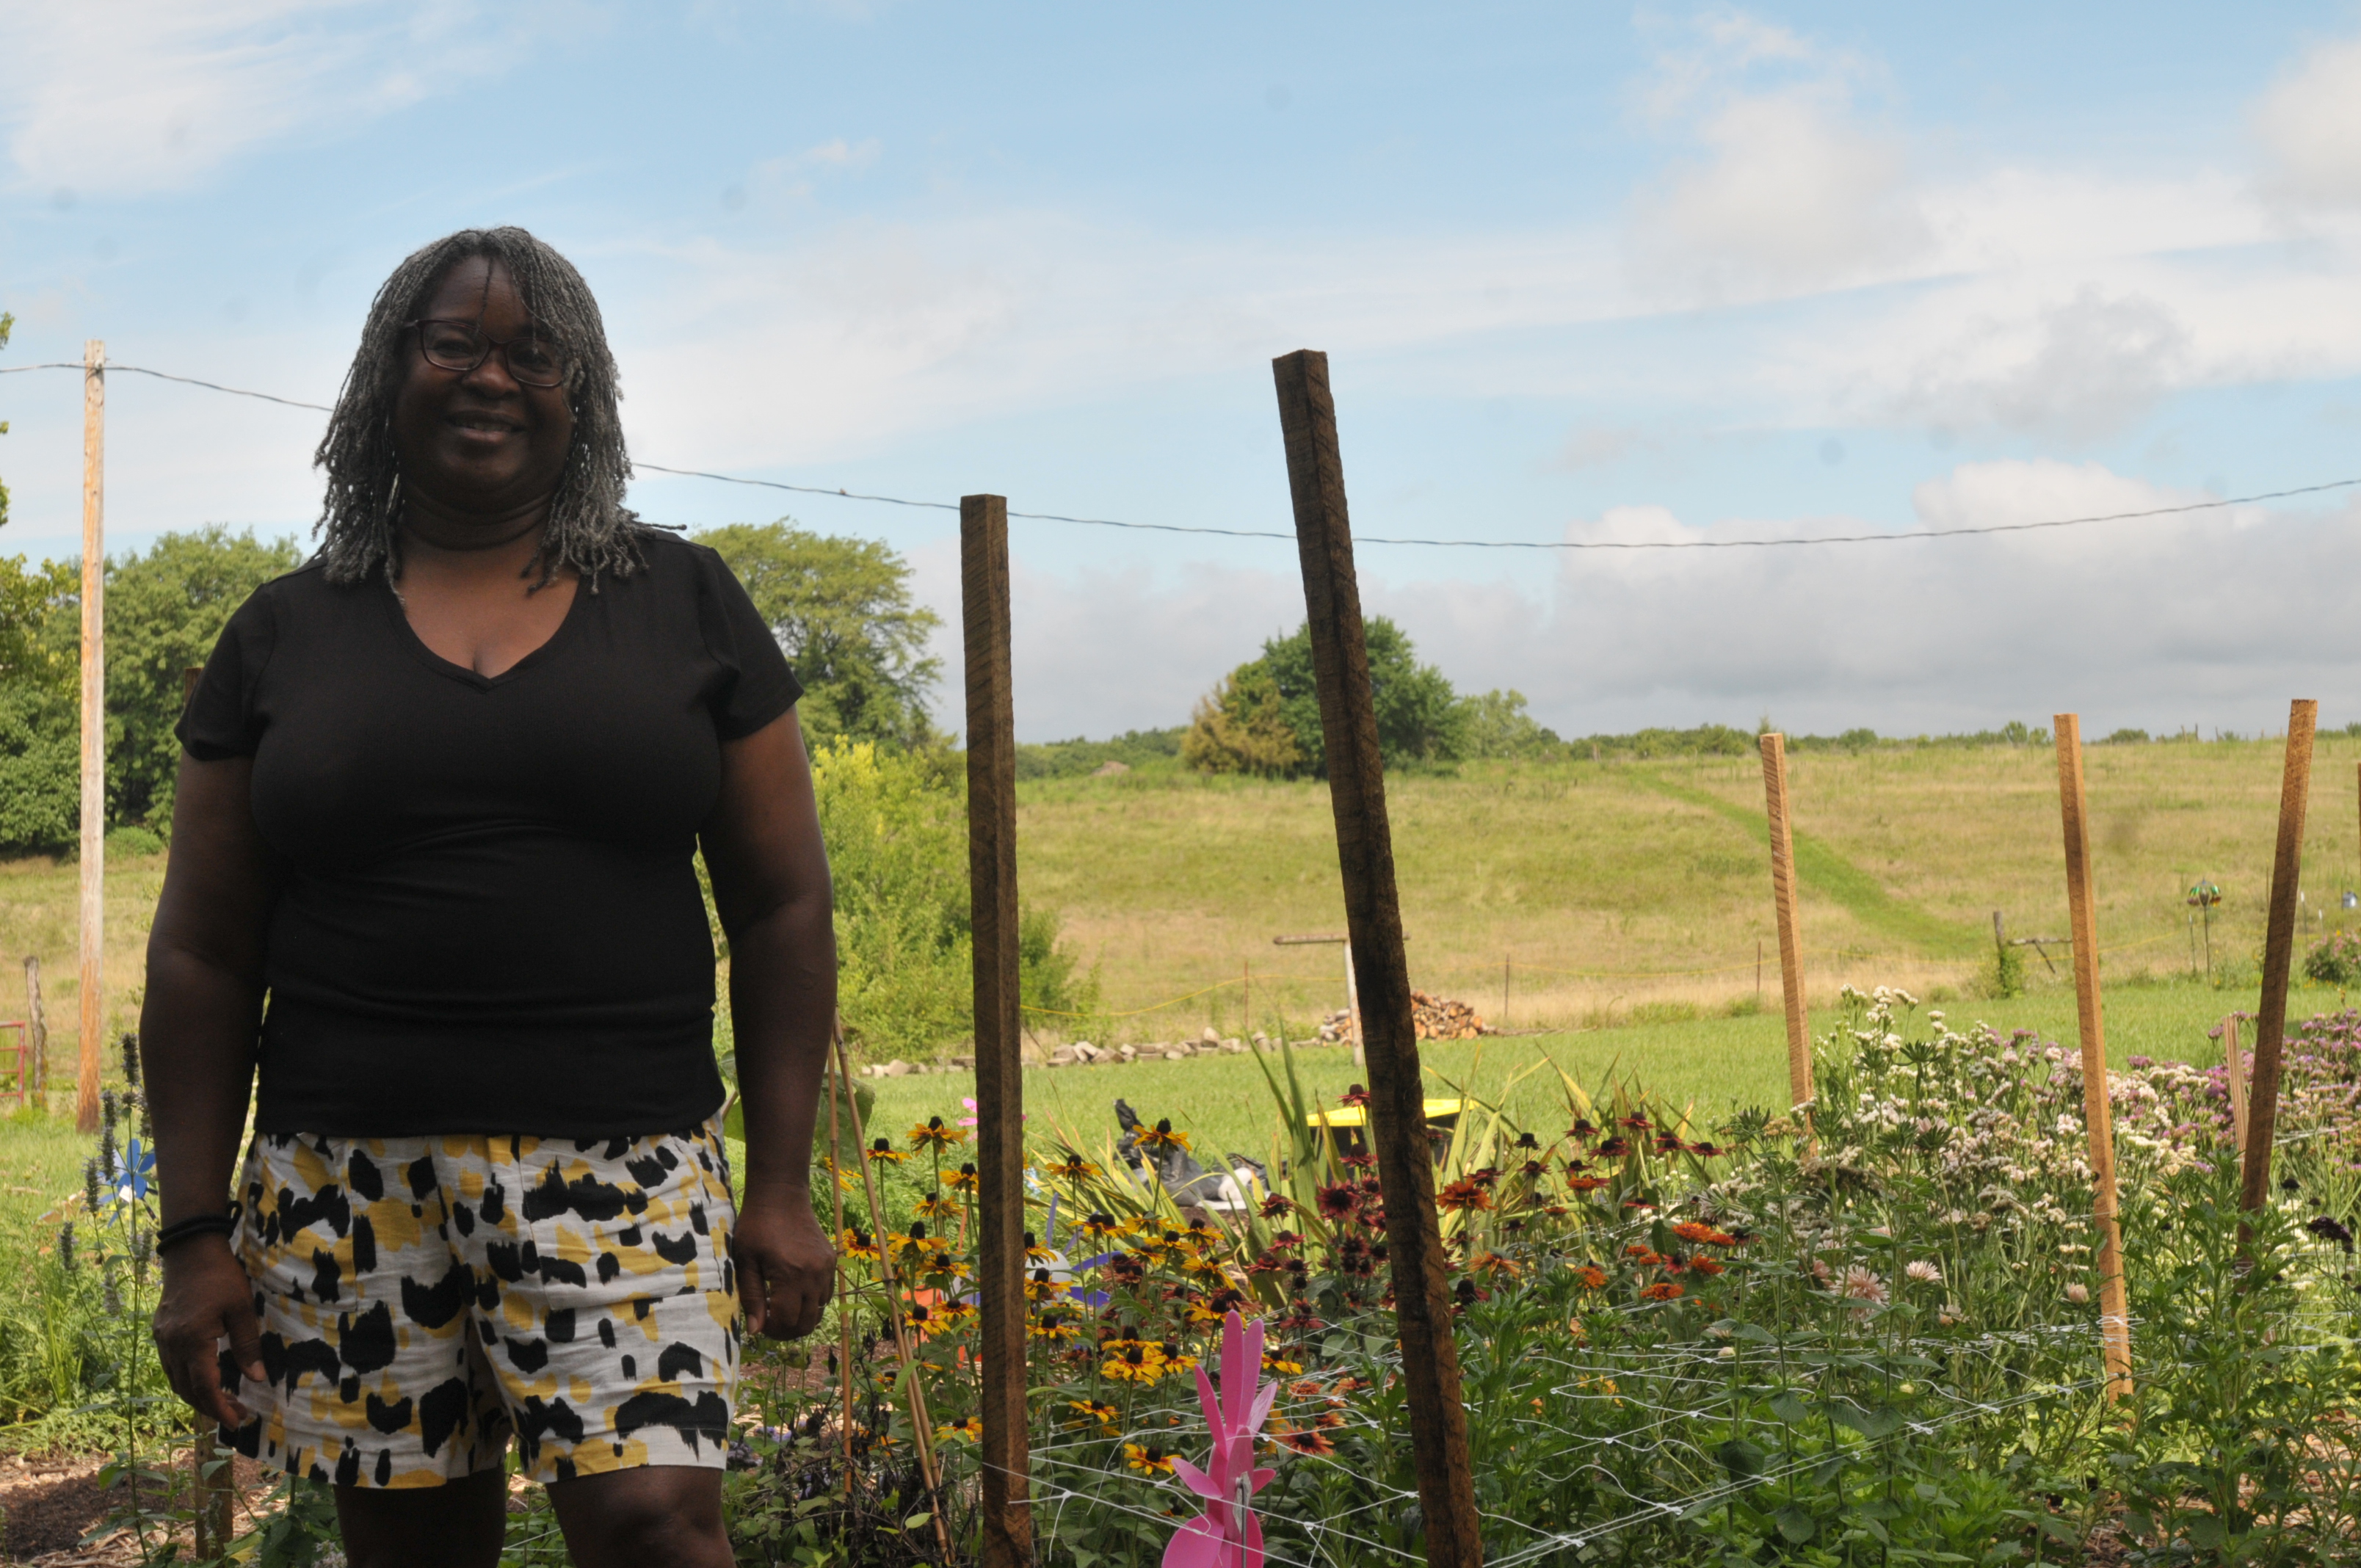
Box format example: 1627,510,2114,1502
1827,1398,1904,1440
903,1511,934,1531
1712,1438,1767,1479
1769,1391,1814,1426
1775,1507,1817,1544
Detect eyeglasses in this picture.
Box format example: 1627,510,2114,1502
406,318,571,388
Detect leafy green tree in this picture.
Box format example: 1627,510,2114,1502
105,528,302,832
692,520,942,749
1457,688,1562,759
1186,616,1464,777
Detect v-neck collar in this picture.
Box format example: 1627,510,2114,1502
380,571,587,692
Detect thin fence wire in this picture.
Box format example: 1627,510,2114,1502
4,357,2357,551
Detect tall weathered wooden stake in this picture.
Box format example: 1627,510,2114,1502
962,493,1031,1566
77,340,105,1134
1759,733,1812,1111
2241,700,2318,1243
2051,715,2134,1400
1272,349,1483,1568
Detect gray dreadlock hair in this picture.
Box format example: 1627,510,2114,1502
312,226,649,588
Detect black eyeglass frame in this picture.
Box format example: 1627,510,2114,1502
404,318,573,389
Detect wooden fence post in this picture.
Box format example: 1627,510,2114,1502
1759,734,1812,1111
2051,715,2134,1401
2241,700,2318,1244
961,493,1031,1567
77,339,104,1134
23,957,45,1108
1272,348,1483,1568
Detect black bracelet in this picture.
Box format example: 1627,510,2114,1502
155,1212,239,1255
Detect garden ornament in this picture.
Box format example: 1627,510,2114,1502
1162,1307,1278,1568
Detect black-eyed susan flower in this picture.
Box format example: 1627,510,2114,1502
866,1137,907,1166
1122,1443,1175,1475
944,1163,980,1193
1067,1399,1120,1433
907,1117,965,1154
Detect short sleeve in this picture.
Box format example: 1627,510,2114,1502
176,584,278,761
693,545,802,740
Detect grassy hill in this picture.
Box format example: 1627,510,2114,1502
1016,732,2361,1041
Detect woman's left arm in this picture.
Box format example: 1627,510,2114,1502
700,708,838,1339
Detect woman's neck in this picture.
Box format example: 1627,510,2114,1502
398,498,554,585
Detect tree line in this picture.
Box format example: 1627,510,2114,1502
0,518,943,854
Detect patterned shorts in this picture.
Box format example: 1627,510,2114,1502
219,1121,741,1489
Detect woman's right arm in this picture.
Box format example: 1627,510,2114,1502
141,752,282,1426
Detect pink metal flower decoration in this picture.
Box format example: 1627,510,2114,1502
1163,1310,1279,1568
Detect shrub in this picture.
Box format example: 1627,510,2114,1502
2303,928,2361,987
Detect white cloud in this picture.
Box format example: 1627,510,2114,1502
1630,92,1928,297
937,459,2357,742
1625,9,1926,300
2254,32,2361,211
1893,286,2192,441
0,0,585,197
1495,460,2345,737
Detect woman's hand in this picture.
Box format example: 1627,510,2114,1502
151,1239,267,1428
733,1194,837,1339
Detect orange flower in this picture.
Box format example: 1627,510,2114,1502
1564,1175,1608,1194
1575,1265,1609,1291
1435,1179,1492,1213
1639,1281,1684,1302
1275,1429,1336,1457
1687,1257,1725,1277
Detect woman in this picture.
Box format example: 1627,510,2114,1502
142,227,838,1568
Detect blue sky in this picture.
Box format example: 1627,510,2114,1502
4,1,2361,740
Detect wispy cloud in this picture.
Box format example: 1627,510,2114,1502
0,0,590,197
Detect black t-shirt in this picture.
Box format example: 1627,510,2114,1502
177,531,801,1137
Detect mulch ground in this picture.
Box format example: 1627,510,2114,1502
0,1451,275,1566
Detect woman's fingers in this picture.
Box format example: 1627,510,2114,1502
736,1239,771,1337
155,1243,261,1429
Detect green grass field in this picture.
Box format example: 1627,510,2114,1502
3,736,2351,1212
1019,734,2361,1041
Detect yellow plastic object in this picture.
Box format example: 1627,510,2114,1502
1308,1098,1464,1128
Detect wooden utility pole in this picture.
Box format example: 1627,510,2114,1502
2051,715,2133,1400
961,493,1031,1567
77,340,104,1134
1272,348,1482,1568
1759,734,1812,1111
2241,700,2318,1238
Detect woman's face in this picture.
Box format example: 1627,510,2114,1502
390,255,576,521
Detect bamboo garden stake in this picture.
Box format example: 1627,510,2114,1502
2050,715,2134,1400
2241,700,2318,1241
1272,347,1483,1568
825,1049,855,1494
77,340,104,1134
960,492,1032,1567
1758,733,1813,1111
829,1030,955,1561
2224,1015,2247,1153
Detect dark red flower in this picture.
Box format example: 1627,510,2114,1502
1597,1137,1631,1158
1338,1084,1372,1108
1260,1194,1295,1219
1316,1184,1360,1221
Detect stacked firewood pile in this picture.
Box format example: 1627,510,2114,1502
1319,992,1492,1042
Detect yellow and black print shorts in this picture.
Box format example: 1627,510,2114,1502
219,1121,741,1488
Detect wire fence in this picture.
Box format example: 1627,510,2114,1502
3,356,2357,551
